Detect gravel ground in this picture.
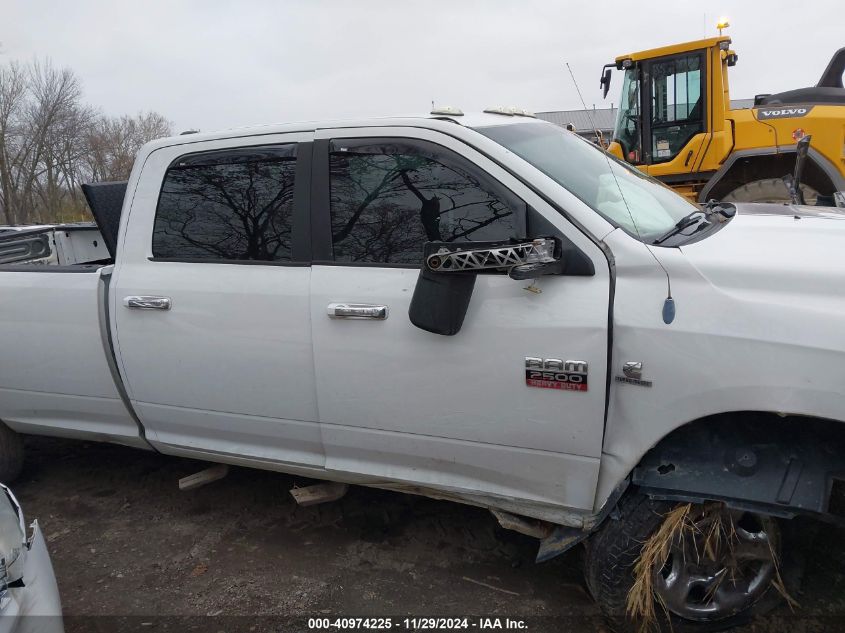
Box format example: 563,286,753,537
11,436,845,633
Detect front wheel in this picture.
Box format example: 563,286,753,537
584,492,800,632
722,178,818,205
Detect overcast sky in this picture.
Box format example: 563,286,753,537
2,0,842,133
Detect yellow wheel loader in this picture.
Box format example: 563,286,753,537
599,36,845,205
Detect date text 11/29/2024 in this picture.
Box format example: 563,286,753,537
308,617,529,630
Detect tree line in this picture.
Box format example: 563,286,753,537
0,58,173,225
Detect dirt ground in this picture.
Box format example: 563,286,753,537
13,436,845,633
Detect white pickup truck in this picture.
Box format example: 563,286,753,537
1,111,843,631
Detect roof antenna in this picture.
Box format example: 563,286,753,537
565,61,676,324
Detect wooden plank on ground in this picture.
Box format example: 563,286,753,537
178,464,230,491
289,482,349,506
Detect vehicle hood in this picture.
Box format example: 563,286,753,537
678,203,845,298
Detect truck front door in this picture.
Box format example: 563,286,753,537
308,127,610,516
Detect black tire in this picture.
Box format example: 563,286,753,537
0,421,24,483
722,178,818,204
584,492,802,633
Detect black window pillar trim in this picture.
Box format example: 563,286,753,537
642,58,657,165
291,141,313,263
310,139,333,262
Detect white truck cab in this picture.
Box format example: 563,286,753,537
1,111,843,631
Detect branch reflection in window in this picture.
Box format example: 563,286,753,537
329,141,517,264
153,145,296,262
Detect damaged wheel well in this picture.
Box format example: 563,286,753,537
632,412,845,523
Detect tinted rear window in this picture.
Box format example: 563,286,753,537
153,145,297,261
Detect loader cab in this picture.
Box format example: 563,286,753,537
604,37,734,180
612,51,706,165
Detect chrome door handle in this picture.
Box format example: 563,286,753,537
327,302,388,320
124,295,172,310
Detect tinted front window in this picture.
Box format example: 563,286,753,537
329,140,520,264
153,145,296,261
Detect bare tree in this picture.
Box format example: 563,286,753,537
85,111,172,182
29,61,97,223
0,60,90,224
0,61,29,224
0,58,172,225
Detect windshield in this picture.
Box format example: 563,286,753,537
474,121,700,243
613,67,642,163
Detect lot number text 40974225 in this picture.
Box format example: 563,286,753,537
307,617,528,630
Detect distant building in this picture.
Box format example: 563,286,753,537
536,99,755,144
535,108,617,144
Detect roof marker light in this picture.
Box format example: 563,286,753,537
484,106,514,116
430,106,464,116
484,106,536,118
509,107,537,118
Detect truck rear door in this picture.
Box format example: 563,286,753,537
111,133,323,468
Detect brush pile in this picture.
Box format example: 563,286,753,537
626,501,796,632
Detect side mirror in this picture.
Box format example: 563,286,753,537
409,238,562,336
599,66,613,99
407,268,476,336
783,135,812,205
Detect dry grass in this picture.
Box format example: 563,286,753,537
626,503,693,631
626,502,795,633
768,537,800,611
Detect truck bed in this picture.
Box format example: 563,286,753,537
0,223,109,267
0,265,146,447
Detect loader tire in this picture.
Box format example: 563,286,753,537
584,491,803,633
722,178,818,204
0,422,24,483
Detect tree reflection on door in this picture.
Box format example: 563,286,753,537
153,149,296,261
330,146,516,264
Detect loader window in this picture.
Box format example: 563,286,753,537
649,53,704,163
612,68,642,163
